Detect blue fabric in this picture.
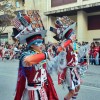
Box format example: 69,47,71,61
19,50,46,77
27,39,43,48
73,42,77,51
19,50,36,77
95,53,99,65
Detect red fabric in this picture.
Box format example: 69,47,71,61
0,49,2,57
14,68,26,100
63,39,72,48
79,61,87,66
94,46,99,52
93,51,97,58
43,63,47,69
99,46,100,52
15,55,58,100
24,15,31,23
43,64,58,100
89,49,93,55
58,68,67,84
65,29,73,39
93,46,99,58
28,90,35,100
47,73,59,100
24,67,41,84
66,45,76,67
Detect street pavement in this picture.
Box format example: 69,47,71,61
0,58,100,100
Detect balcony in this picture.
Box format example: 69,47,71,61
45,1,100,16
51,0,77,7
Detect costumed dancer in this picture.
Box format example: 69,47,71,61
13,10,59,100
93,42,99,65
50,16,81,100
77,43,90,77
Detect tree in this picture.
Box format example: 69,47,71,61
0,0,16,33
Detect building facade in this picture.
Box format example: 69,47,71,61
0,0,25,44
44,0,100,43
0,0,100,44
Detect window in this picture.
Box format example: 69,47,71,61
63,0,77,4
88,15,100,30
51,0,63,7
51,0,77,7
0,33,8,43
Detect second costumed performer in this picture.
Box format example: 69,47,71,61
50,16,81,100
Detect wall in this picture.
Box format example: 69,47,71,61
87,12,100,41
88,30,100,42
3,26,14,44
48,0,100,11
2,0,100,43
45,0,100,42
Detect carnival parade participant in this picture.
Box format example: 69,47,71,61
93,42,99,65
50,16,81,100
77,42,89,77
13,10,59,100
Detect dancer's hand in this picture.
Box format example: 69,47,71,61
23,56,38,67
61,42,66,51
69,34,76,42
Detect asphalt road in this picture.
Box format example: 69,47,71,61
0,59,100,100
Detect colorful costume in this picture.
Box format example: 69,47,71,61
93,46,99,65
50,16,80,100
15,50,58,100
57,43,81,92
77,44,89,77
13,10,58,100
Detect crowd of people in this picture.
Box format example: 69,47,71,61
0,42,27,61
1,41,100,65
89,41,100,65
45,41,100,66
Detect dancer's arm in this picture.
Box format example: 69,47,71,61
23,53,47,67
57,39,72,52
